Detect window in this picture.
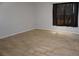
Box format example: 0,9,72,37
53,2,78,27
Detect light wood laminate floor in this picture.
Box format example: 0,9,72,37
0,29,79,56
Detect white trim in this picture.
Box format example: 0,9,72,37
0,28,34,39
0,28,79,39
36,28,79,35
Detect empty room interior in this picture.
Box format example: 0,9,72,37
0,2,79,56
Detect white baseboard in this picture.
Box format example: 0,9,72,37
0,28,34,39
36,28,79,35
0,27,79,39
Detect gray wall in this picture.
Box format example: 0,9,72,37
0,2,35,38
35,2,79,33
